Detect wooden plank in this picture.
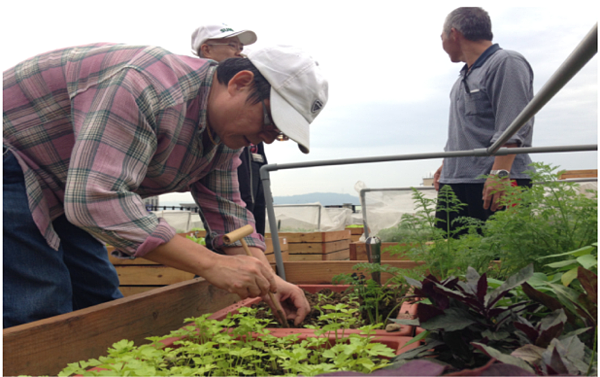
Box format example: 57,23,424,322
558,169,597,179
265,250,290,263
115,265,195,285
118,286,161,297
326,249,350,261
265,237,288,253
346,226,364,235
288,248,349,261
283,260,424,284
271,230,351,243
109,252,159,265
3,279,240,377
288,239,350,254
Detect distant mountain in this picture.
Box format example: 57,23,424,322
157,192,360,208
273,192,360,206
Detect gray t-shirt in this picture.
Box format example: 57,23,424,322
441,44,535,184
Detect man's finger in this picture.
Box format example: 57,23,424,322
253,273,272,297
259,264,278,293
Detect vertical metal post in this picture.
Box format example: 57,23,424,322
360,189,370,239
261,165,286,280
365,236,381,285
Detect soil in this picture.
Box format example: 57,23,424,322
252,288,404,329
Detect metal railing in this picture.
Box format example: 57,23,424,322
260,23,597,280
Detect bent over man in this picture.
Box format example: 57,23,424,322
3,42,328,327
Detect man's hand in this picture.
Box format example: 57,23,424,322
433,164,443,191
263,277,310,326
482,175,511,211
224,244,311,326
197,253,278,299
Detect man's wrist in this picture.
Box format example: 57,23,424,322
490,169,510,179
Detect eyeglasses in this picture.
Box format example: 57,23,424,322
206,42,244,52
262,100,289,142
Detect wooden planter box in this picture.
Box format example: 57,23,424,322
3,279,239,377
267,230,351,261
345,226,364,242
3,260,424,376
264,237,289,264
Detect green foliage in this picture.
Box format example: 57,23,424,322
58,306,396,376
185,234,206,246
482,163,598,276
333,263,410,325
379,186,487,280
377,162,598,281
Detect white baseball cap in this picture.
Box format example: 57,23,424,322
191,23,257,55
246,45,328,154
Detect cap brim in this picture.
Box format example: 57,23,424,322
211,30,257,46
270,87,310,154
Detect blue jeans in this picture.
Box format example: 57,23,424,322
3,149,123,328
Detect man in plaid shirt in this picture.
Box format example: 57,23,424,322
3,43,328,328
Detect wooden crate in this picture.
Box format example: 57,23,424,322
558,169,597,179
264,237,289,264
107,245,194,296
268,230,351,261
345,226,364,242
350,241,409,260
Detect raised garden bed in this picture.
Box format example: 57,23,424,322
267,230,351,261
4,261,423,376
346,225,364,242
66,284,420,376
350,241,407,260
2,278,239,376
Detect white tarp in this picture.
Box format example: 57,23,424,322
356,180,437,241
265,203,352,232
152,210,203,232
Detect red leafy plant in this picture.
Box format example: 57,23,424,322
389,264,596,375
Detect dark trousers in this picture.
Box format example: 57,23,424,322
3,150,122,328
435,180,531,237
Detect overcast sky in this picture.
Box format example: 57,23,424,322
3,1,597,204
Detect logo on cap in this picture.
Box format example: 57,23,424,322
220,27,234,32
311,99,324,114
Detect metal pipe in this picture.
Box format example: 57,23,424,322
365,236,382,285
488,23,598,154
260,166,286,280
360,189,370,239
263,145,596,173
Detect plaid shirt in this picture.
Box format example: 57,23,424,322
3,43,265,257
